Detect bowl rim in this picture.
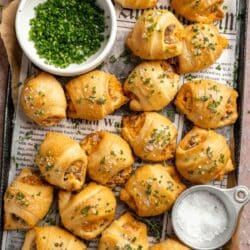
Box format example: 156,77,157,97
171,185,237,250
15,0,117,77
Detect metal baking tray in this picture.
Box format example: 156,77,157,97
0,0,249,248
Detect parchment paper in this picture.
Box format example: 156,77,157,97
0,0,21,107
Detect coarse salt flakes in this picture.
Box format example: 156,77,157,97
176,191,228,242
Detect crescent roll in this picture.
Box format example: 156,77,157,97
22,226,86,250
20,72,66,126
126,10,184,60
36,132,88,191
80,131,134,187
150,239,190,250
65,70,128,121
122,112,178,162
171,0,224,23
175,127,234,184
124,61,180,111
120,164,186,217
178,24,228,74
115,0,158,9
4,168,53,230
98,212,148,250
59,182,116,240
174,80,238,129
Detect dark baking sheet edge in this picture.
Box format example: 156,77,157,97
0,0,248,246
0,71,14,233
234,0,248,177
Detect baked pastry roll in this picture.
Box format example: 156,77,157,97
36,132,87,191
4,168,53,230
150,238,190,250
120,164,186,217
115,0,158,9
124,61,180,111
98,212,148,250
80,131,134,187
22,226,86,250
171,0,224,23
178,24,228,74
20,72,66,126
174,80,238,129
175,127,234,184
122,112,178,162
126,10,184,60
65,70,128,121
59,182,116,240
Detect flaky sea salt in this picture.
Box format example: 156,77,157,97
176,191,228,242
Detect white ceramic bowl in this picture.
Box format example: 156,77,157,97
15,0,117,76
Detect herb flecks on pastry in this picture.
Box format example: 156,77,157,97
4,168,53,230
178,24,228,74
126,10,184,60
175,127,234,184
80,131,134,187
20,72,67,126
120,164,186,217
150,238,191,250
36,132,88,191
59,182,116,240
115,0,158,9
22,226,86,250
124,61,180,111
175,80,238,128
99,213,148,250
122,112,178,162
171,0,224,23
65,70,128,121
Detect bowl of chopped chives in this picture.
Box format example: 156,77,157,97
15,0,117,76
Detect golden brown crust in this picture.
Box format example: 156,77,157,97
174,80,238,129
35,132,88,191
120,164,186,217
22,226,86,250
98,212,148,250
175,127,234,184
115,0,158,9
178,24,228,74
20,72,67,126
124,61,180,111
59,182,116,240
80,131,134,187
65,70,128,121
126,10,184,60
4,168,53,230
122,112,178,162
150,238,191,250
171,0,224,23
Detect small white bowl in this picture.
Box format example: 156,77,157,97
15,0,117,76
